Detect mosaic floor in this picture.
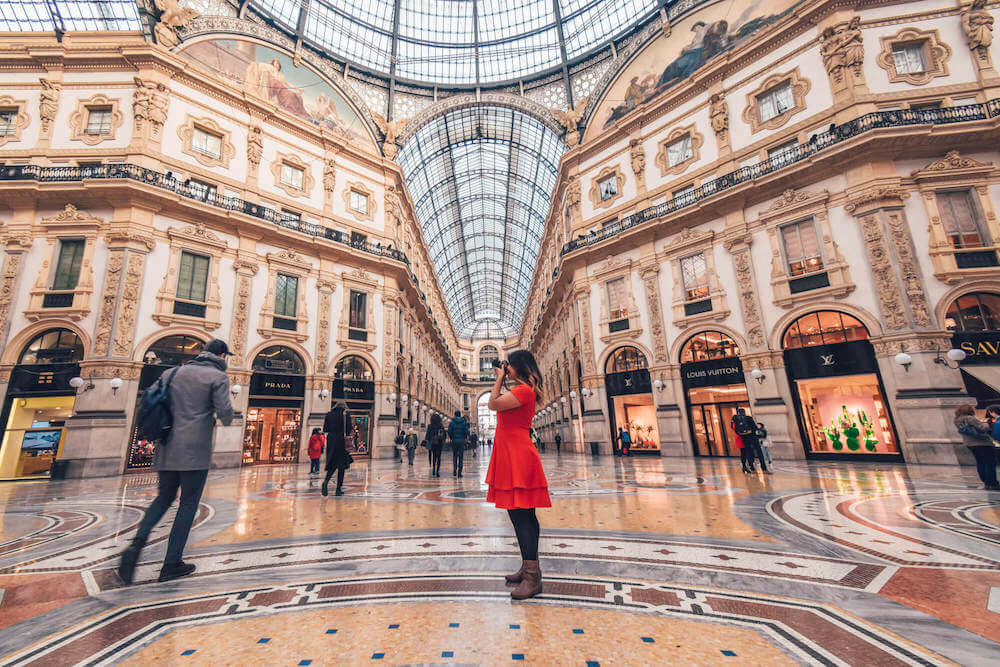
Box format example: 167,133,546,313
1,450,999,665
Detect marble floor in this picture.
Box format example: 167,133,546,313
1,450,999,665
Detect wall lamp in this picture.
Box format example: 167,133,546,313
934,347,967,369
581,387,592,398
109,377,123,395
387,392,397,403
893,344,912,372
319,388,330,400
69,376,95,393
653,378,664,392
750,367,766,385
230,383,242,399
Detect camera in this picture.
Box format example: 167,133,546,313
491,359,507,369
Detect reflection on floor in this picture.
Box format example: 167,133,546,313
1,451,998,664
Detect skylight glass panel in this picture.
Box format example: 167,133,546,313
478,28,562,84
304,1,391,74
477,0,553,42
396,39,477,84
57,1,141,31
251,0,298,29
561,0,654,59
399,0,474,45
0,1,53,31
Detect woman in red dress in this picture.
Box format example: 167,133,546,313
485,349,550,600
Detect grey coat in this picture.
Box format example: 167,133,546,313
154,352,234,471
954,414,991,448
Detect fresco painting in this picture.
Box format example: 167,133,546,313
179,38,375,150
588,0,801,139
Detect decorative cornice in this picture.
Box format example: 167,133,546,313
167,223,229,249
106,229,156,250
844,186,909,214
40,203,104,227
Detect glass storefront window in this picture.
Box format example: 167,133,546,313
243,407,301,464
252,346,306,374
606,346,648,373
611,394,660,452
795,374,897,454
335,355,373,380
0,396,74,478
18,329,84,364
680,331,740,363
945,292,1000,331
783,311,868,348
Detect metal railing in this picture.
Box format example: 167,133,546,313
562,99,1000,255
0,162,410,263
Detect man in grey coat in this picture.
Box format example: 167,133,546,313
118,339,234,584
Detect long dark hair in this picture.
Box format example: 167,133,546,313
507,349,543,403
428,412,443,433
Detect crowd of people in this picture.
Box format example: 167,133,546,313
114,335,998,599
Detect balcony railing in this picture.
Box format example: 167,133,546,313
0,162,409,263
562,99,1000,255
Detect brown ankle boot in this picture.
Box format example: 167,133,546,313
510,560,542,600
505,562,526,584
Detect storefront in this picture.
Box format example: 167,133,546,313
944,291,1000,407
244,346,305,465
604,346,660,454
783,311,900,460
0,329,83,479
126,335,205,470
333,355,375,457
679,331,750,458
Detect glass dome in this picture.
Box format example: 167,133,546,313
251,0,657,87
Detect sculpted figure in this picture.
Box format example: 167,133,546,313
963,0,994,51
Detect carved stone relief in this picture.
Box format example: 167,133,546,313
731,249,766,349
230,261,257,367
112,252,145,357
859,215,907,331
93,249,124,356
132,77,169,141
0,250,24,337
820,17,864,84
640,266,668,363
886,209,932,327
38,78,60,138
962,0,994,59
315,280,335,375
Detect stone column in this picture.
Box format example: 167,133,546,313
0,234,32,347
63,223,155,478
846,186,968,464
573,282,609,453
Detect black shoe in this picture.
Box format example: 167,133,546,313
117,544,142,585
985,484,1000,490
458,473,463,478
158,561,196,582
321,481,329,496
335,489,344,496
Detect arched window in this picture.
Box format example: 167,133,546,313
605,346,648,373
680,331,741,363
18,328,84,365
145,335,204,366
335,355,373,380
252,346,305,374
944,292,1000,331
479,345,499,373
783,311,869,349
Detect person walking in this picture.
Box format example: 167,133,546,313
393,429,405,463
117,339,234,585
469,431,479,458
962,405,1000,490
618,427,632,456
404,428,419,466
486,350,551,600
322,400,353,496
734,426,751,473
448,410,471,477
307,428,324,474
554,433,562,453
756,422,772,469
426,412,446,477
732,408,769,473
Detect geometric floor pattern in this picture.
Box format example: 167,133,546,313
1,450,998,665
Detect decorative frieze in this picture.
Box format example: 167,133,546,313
859,214,907,331
731,248,766,349
230,259,258,368
0,249,25,338
315,279,335,375
92,249,124,356
132,77,169,142
819,17,864,84
38,78,60,139
112,252,146,357
639,263,668,364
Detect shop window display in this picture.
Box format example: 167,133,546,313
794,375,895,454
243,408,301,464
610,394,661,452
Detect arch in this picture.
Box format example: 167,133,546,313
397,94,563,145
334,354,375,381
176,30,380,151
678,330,742,364
248,342,310,375
943,291,1000,332
16,327,85,365
477,344,500,373
2,320,90,365
768,302,883,351
935,279,1000,330
670,324,748,364
143,334,207,366
602,344,650,374
781,311,870,349
331,349,380,381
131,327,210,362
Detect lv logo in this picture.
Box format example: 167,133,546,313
819,354,835,366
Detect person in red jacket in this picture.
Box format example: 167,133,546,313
307,428,324,474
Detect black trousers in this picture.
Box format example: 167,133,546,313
323,466,346,491
968,445,999,486
742,435,768,471
133,469,208,566
507,508,540,561
431,446,443,475
309,458,320,473
453,444,465,475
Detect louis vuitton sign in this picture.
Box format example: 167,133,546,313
681,357,745,390
604,369,652,397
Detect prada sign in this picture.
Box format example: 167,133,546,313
784,340,877,379
250,372,305,397
604,369,652,397
952,332,1000,365
333,379,374,402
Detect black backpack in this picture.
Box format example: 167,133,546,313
136,367,179,443
733,414,755,436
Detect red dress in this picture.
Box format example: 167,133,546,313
486,384,551,509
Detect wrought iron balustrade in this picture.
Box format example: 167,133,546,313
0,162,410,264
561,98,1000,255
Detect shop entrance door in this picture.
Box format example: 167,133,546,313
690,400,749,457
243,406,302,464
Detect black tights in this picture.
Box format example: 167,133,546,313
323,466,346,491
507,508,540,561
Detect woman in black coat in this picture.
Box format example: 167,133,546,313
322,400,353,496
426,412,445,477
